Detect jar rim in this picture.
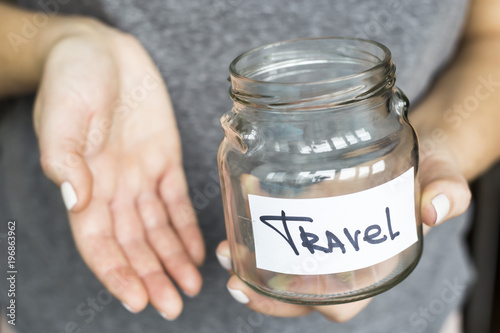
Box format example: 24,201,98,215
229,37,392,86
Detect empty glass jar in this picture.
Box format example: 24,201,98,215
218,38,422,304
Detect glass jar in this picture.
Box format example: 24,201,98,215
218,38,422,305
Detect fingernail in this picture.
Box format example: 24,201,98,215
216,251,232,271
431,193,450,224
61,181,78,211
227,286,249,304
158,311,174,321
121,302,136,313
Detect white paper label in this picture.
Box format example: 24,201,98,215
248,167,418,275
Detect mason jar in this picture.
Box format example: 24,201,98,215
218,38,422,305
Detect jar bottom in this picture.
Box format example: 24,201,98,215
235,241,423,305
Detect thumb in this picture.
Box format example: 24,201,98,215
419,149,471,226
34,90,94,213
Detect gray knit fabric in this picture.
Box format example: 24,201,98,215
0,0,473,332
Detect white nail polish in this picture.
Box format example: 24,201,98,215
121,302,135,313
216,252,232,271
158,311,174,321
227,286,249,304
61,181,78,211
431,193,450,224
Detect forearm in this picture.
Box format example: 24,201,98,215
410,2,500,181
411,38,500,180
0,4,93,97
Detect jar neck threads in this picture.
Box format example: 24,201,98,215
229,37,395,112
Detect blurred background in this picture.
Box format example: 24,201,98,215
0,0,499,331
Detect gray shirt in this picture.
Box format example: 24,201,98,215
0,0,473,332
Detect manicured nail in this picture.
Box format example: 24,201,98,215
227,286,249,304
431,194,450,224
121,302,136,313
61,181,77,211
216,251,232,271
158,311,174,321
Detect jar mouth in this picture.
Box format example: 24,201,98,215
229,37,395,111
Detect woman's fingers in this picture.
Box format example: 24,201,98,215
160,166,206,266
138,192,203,297
69,198,148,313
216,240,233,271
226,275,313,317
419,149,471,226
217,241,309,316
312,299,372,323
141,272,183,320
217,240,370,322
112,197,185,319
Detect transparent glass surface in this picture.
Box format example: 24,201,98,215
218,38,422,305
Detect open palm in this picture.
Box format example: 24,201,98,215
34,21,205,320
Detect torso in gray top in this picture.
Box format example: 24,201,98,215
0,1,473,332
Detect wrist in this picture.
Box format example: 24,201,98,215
35,16,107,75
0,11,110,96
